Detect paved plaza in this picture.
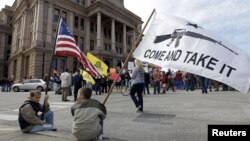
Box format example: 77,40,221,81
0,89,250,141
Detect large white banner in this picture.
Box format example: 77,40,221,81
133,13,250,93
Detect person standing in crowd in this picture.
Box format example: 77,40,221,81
130,59,145,112
124,71,131,88
166,69,175,92
60,69,72,101
161,71,167,94
101,76,108,93
107,72,113,92
200,76,208,94
72,69,83,101
93,76,102,95
6,78,13,92
144,71,151,95
175,70,183,90
213,80,219,91
152,68,161,94
51,72,61,94
207,78,212,92
71,87,106,141
18,90,57,133
222,83,228,91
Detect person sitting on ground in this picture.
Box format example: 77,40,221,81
71,87,107,141
18,90,56,133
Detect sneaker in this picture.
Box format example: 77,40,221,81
137,110,143,113
98,134,104,140
136,105,141,112
51,128,57,131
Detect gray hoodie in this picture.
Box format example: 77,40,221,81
71,99,106,141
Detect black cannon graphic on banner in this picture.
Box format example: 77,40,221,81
153,29,238,55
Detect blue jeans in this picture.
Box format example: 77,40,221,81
30,111,54,132
130,83,144,111
153,81,160,94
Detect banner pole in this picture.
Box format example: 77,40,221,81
41,16,61,117
44,16,61,96
103,9,156,105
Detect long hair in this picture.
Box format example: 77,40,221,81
134,59,144,70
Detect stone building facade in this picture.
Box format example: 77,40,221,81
8,0,142,82
0,6,12,79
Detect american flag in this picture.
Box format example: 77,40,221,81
55,18,101,77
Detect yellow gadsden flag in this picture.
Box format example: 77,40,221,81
79,69,95,85
87,52,108,76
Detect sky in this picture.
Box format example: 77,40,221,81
1,0,249,55
124,0,250,55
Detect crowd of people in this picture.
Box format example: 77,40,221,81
0,78,13,92
47,61,233,103
15,58,235,141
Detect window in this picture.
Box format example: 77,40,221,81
115,32,118,41
52,58,58,70
17,38,20,49
7,16,12,26
127,36,132,46
25,56,30,78
7,35,12,45
116,46,118,53
74,35,78,44
108,29,111,38
74,16,79,28
14,60,17,80
30,8,35,24
90,22,94,33
29,31,33,46
108,44,111,50
104,28,107,38
54,8,60,22
52,29,57,45
73,59,78,72
104,43,107,50
59,59,66,72
23,80,31,83
81,0,86,6
119,48,122,54
17,19,22,31
79,37,84,51
116,46,122,54
80,18,84,30
7,50,10,60
62,11,67,22
90,40,94,51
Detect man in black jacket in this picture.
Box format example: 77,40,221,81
18,90,56,133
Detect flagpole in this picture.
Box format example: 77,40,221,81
103,9,156,105
44,17,61,96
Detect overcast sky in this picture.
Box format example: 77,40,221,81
1,0,249,55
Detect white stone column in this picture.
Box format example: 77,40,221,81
85,18,90,51
86,0,91,6
33,4,37,42
133,29,136,46
46,2,53,43
111,18,116,52
123,24,127,54
68,12,74,32
35,0,44,42
96,12,102,51
22,10,30,49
